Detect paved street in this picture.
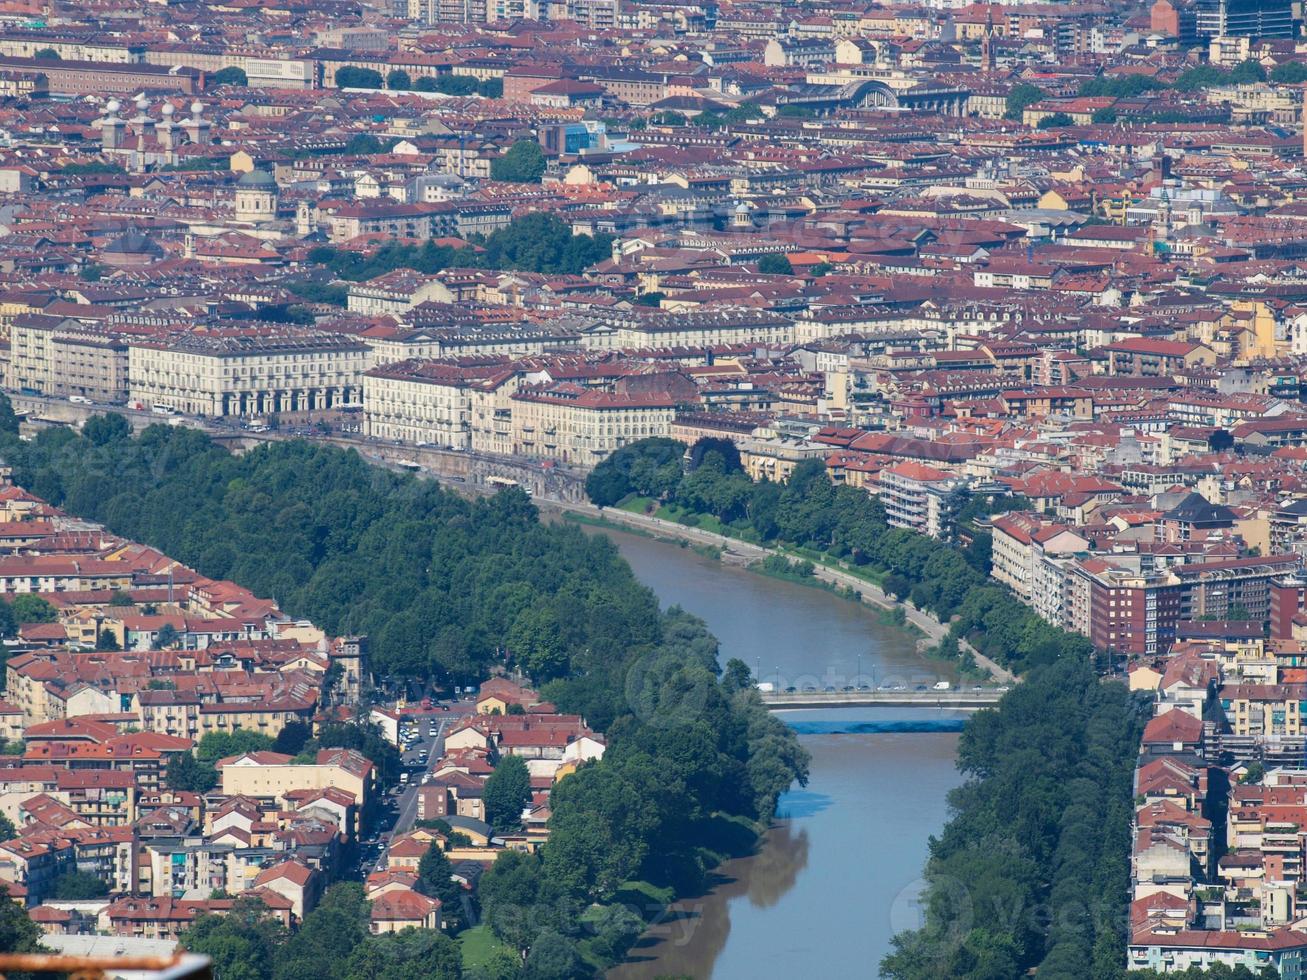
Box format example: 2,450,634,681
364,702,476,877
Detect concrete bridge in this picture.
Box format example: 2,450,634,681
762,689,1006,711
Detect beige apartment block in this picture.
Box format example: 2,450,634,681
128,331,370,416
510,386,677,464
364,358,520,450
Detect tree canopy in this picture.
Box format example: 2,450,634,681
0,884,42,955
300,214,611,282
483,754,531,832
180,886,458,980
1004,83,1045,120
490,140,546,183
336,66,384,89
881,659,1146,980
210,66,247,87
8,423,809,973
757,253,794,275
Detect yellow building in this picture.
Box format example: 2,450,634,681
217,748,373,831
1220,683,1307,738
363,359,519,450
510,386,679,465
737,437,829,483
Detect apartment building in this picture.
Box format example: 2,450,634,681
346,271,454,316
510,384,679,464
363,358,519,449
991,512,1091,603
1071,554,1302,658
319,201,510,243
217,749,373,832
367,324,572,366
128,330,370,417
579,310,796,350
876,461,960,538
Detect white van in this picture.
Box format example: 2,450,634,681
68,395,90,405
933,681,952,691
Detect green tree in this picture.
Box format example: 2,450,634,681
484,754,531,832
1004,82,1045,120
1036,112,1075,129
477,213,609,274
343,928,462,980
478,78,503,98
153,622,179,650
274,882,371,980
757,253,794,275
1271,60,1307,83
210,66,247,86
523,931,587,980
585,437,684,506
108,589,135,607
431,75,478,95
471,947,523,980
507,604,568,680
273,720,311,755
50,870,109,899
417,843,469,931
387,69,412,90
490,140,546,183
1229,58,1267,83
1173,64,1229,91
196,729,274,762
166,752,217,793
0,884,42,954
345,133,386,155
1078,74,1164,97
33,48,58,59
180,897,285,980
96,628,120,651
336,66,384,89
0,393,17,436
10,594,56,624
586,903,643,962
478,851,547,951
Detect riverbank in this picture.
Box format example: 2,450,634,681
609,716,964,979
548,498,1016,685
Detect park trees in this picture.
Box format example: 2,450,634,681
336,67,383,89
483,755,531,832
490,140,545,183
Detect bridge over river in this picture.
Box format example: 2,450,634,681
762,689,1006,711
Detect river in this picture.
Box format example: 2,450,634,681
584,525,968,979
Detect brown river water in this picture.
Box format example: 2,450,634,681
582,525,968,979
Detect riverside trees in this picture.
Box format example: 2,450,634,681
6,413,808,976
588,439,1089,673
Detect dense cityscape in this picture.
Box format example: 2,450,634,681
0,0,1302,977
